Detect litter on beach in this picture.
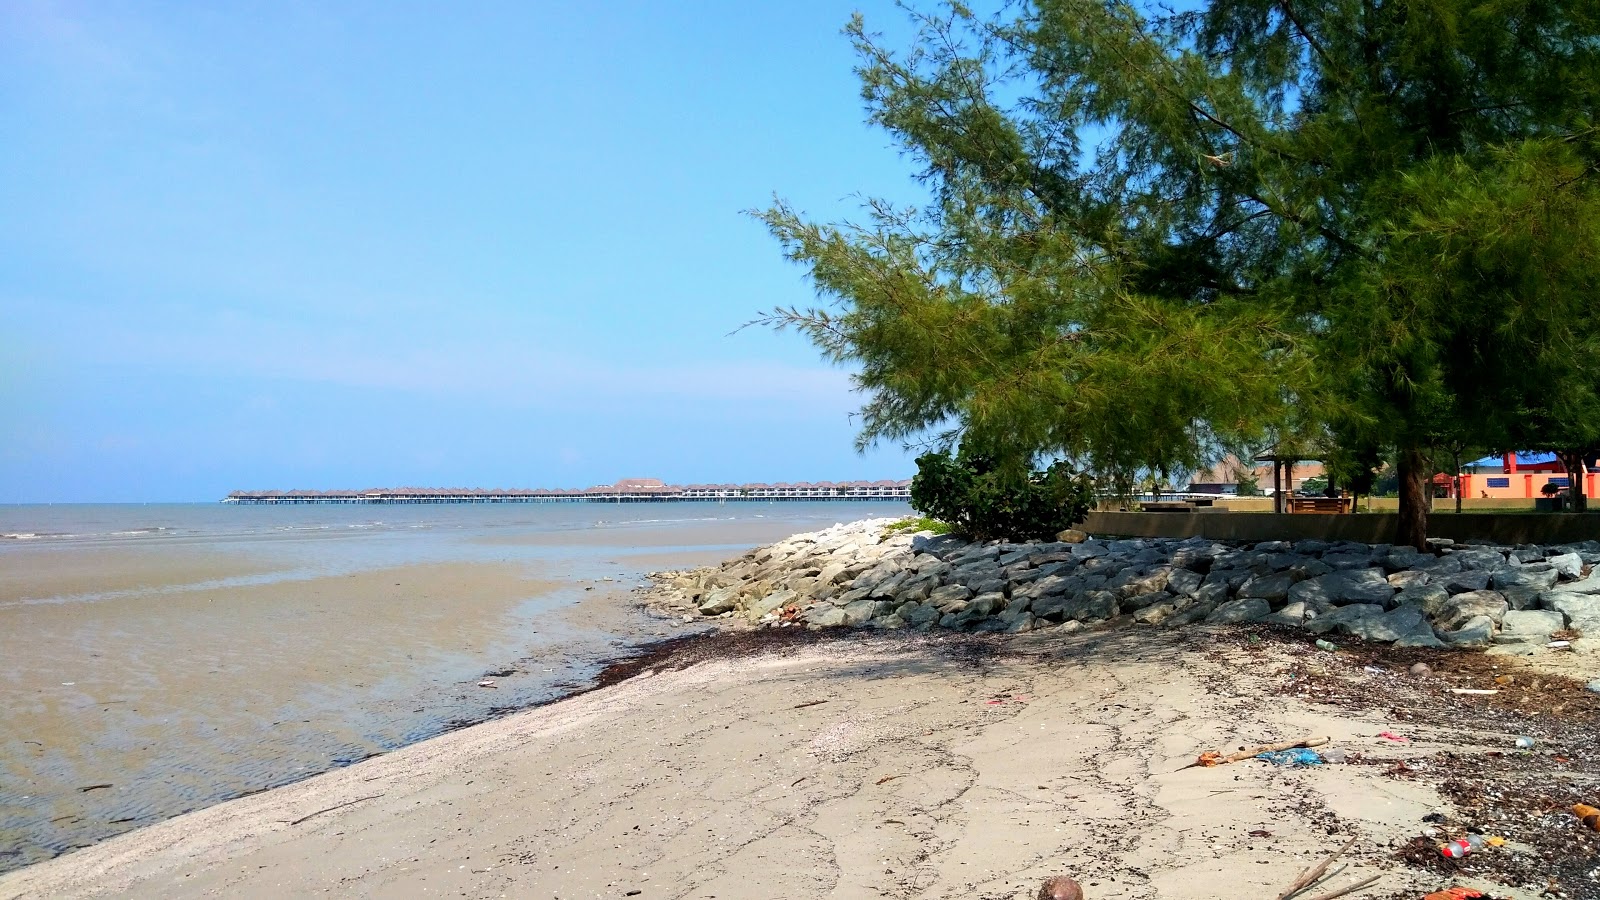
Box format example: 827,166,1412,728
1256,748,1324,766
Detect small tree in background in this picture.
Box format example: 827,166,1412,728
909,450,1094,542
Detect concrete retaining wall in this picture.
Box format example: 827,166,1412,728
1083,511,1600,545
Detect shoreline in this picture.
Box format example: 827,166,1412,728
4,618,1597,898
3,517,1598,899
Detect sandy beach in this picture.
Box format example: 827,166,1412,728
4,619,1594,900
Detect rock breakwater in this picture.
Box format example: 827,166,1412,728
643,518,1600,653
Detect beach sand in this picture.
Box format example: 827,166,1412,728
6,621,1582,900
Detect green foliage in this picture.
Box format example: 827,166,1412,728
1299,476,1329,495
882,515,953,537
1234,469,1263,497
908,451,1094,542
760,0,1600,542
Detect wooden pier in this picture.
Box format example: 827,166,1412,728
223,478,912,505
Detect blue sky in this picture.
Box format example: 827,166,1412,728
0,1,935,502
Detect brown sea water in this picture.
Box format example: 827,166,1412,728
0,501,909,872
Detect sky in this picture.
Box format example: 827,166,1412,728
0,1,933,502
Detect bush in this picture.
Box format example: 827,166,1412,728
909,451,1095,542
882,516,953,537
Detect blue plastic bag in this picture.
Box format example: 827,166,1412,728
1256,748,1325,766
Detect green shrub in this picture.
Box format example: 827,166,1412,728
882,516,952,537
909,451,1094,542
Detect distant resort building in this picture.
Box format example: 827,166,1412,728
224,478,914,504
1448,452,1598,500
1186,455,1326,495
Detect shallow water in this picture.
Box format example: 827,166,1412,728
0,501,909,871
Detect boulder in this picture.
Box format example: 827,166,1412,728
1031,591,1079,621
839,598,877,625
901,602,942,627
1238,572,1299,603
816,562,849,585
1492,567,1559,593
928,582,973,606
1260,601,1316,628
1442,570,1491,595
1064,591,1119,622
1436,591,1510,632
1552,571,1600,596
1387,570,1431,590
1304,604,1384,635
748,589,798,619
1496,609,1566,644
1545,594,1600,635
1549,552,1585,581
1206,597,1271,624
1168,599,1219,626
1195,581,1230,605
1017,573,1081,600
1454,548,1507,571
1393,584,1451,617
1166,568,1203,597
1438,614,1496,647
1415,555,1462,576
805,606,849,628
1321,552,1376,571
1057,529,1089,543
1290,569,1394,607
698,586,741,615
1133,601,1176,625
1354,605,1439,645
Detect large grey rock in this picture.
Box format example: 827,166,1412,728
1291,569,1395,607
947,592,1006,627
1064,591,1119,622
749,589,798,618
1195,581,1231,605
698,586,741,615
1438,614,1496,647
1552,571,1600,596
1493,567,1559,593
1510,546,1546,563
1166,568,1203,597
817,562,849,586
1239,572,1299,603
1415,554,1462,576
1394,584,1451,617
894,577,935,604
928,583,974,611
1017,573,1081,600
952,562,1002,586
805,606,849,627
1545,594,1600,635
1549,552,1585,581
1384,548,1427,572
1206,597,1271,624
1355,605,1439,645
1261,601,1317,628
1442,570,1492,594
1436,591,1509,632
901,602,942,627
1030,591,1079,621
1304,603,1384,635
1321,552,1376,571
1134,601,1177,625
1387,570,1431,590
1454,549,1507,571
1496,609,1566,644
839,598,877,625
969,577,1008,597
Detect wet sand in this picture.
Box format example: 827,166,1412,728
0,556,601,869
0,507,908,873
6,625,1591,900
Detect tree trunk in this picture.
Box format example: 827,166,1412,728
1453,450,1463,515
1396,446,1430,551
1560,450,1588,513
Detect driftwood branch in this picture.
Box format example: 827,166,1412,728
1299,874,1382,900
282,794,383,827
1274,836,1356,900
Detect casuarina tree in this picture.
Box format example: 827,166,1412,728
761,0,1600,548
